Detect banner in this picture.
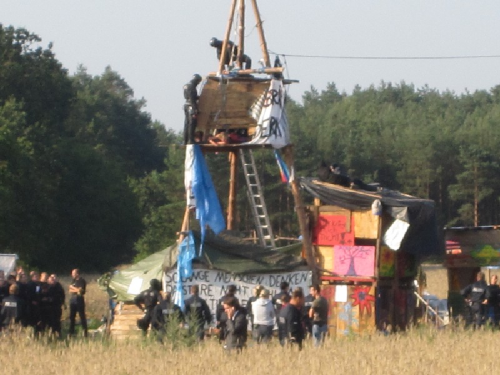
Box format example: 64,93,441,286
246,79,290,149
163,268,312,319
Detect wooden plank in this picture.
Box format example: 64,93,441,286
316,245,334,271
353,211,378,239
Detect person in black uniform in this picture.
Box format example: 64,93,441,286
134,278,162,335
209,37,252,69
0,271,8,305
38,272,52,335
279,289,305,350
223,295,247,352
273,281,290,315
48,274,65,338
26,271,42,335
461,271,488,329
183,74,202,145
68,268,88,337
151,291,183,343
0,283,26,331
184,284,212,341
216,284,238,342
486,274,500,327
303,286,315,336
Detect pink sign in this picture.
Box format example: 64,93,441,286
333,245,375,277
313,215,354,246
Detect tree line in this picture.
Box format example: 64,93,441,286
1,25,499,271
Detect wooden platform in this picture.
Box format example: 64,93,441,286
197,76,270,132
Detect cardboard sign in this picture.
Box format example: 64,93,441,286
313,215,354,246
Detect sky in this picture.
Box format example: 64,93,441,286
3,1,500,132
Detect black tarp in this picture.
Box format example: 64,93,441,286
300,178,441,258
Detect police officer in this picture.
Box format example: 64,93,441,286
151,291,183,343
0,271,8,305
209,37,252,69
183,74,202,145
303,286,315,336
68,268,88,338
461,271,488,329
134,278,162,335
216,284,238,342
38,273,52,334
486,275,500,327
48,274,65,338
184,285,212,341
26,271,42,334
0,284,26,330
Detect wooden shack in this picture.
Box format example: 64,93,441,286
444,225,500,318
301,178,440,335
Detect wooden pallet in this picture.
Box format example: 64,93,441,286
109,303,144,340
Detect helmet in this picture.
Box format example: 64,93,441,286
209,37,218,47
150,278,161,291
192,74,202,84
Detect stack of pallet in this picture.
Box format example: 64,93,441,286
109,302,144,340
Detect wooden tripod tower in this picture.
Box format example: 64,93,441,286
180,0,317,281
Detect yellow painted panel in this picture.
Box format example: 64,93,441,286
353,211,379,239
316,245,334,271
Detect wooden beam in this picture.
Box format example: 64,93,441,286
250,0,270,67
237,0,245,69
219,0,238,75
209,67,284,76
227,151,238,230
282,145,319,283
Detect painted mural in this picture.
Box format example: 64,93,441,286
379,245,395,277
333,245,375,277
322,284,376,336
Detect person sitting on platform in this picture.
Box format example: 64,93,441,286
210,37,252,70
208,129,228,145
227,129,250,144
317,161,379,192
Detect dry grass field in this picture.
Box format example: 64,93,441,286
0,326,498,374
3,265,498,374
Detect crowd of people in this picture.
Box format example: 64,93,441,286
134,279,329,351
461,271,500,328
0,268,88,338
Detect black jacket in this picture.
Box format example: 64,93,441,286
273,291,290,314
225,307,247,350
1,295,26,327
279,304,304,342
151,300,183,331
486,284,500,307
185,295,212,325
461,280,488,304
134,288,161,312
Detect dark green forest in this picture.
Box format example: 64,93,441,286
2,25,500,272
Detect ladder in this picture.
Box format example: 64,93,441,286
239,149,276,248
